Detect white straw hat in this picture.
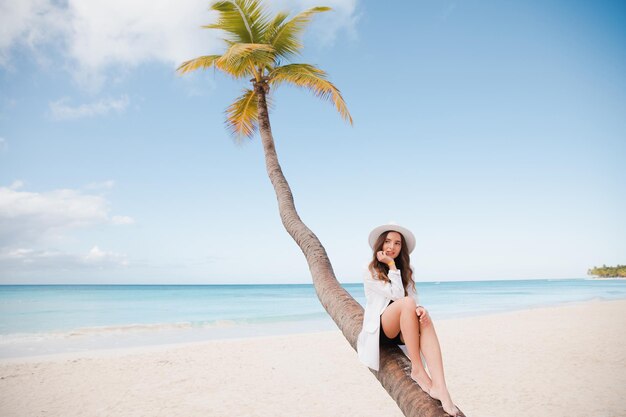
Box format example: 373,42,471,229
368,223,416,254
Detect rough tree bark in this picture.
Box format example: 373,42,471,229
253,80,465,417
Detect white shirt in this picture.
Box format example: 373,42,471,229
357,268,419,371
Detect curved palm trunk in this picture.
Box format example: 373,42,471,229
253,82,464,417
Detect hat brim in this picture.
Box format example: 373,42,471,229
368,224,416,254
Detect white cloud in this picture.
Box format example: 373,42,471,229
111,215,134,225
0,0,359,89
48,95,129,120
0,183,133,275
84,245,127,265
0,137,7,152
84,245,106,261
0,0,67,67
0,183,132,247
0,246,128,271
9,180,24,190
0,0,220,88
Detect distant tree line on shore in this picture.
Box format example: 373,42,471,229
587,265,626,278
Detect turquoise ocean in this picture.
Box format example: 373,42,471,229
1,279,625,358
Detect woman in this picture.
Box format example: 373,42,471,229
357,223,458,416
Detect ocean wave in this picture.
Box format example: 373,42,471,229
67,321,195,336
0,320,244,345
0,313,335,345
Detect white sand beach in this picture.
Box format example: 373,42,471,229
1,299,625,417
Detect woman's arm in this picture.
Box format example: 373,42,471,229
364,269,405,300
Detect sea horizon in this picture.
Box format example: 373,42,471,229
0,276,603,286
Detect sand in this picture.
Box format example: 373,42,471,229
1,299,625,417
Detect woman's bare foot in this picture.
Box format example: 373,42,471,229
429,386,458,416
410,369,432,394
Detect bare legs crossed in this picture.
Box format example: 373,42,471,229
380,297,459,416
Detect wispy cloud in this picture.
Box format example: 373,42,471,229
0,137,7,152
0,0,360,90
0,0,66,67
8,180,24,190
0,182,133,248
48,95,129,120
84,245,127,265
0,246,128,272
111,215,134,225
0,182,133,275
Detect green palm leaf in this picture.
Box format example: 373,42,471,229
267,7,331,59
269,64,353,124
216,43,275,79
180,1,351,139
206,0,270,44
177,55,222,74
263,12,289,44
225,88,259,138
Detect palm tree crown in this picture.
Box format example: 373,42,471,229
177,0,352,138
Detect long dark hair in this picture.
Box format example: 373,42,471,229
368,231,415,296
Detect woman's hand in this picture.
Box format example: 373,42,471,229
376,250,394,265
416,306,431,327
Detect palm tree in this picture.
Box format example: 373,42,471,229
178,1,464,416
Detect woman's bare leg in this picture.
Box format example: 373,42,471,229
380,297,432,393
419,319,458,416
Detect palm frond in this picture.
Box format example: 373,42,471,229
269,63,352,124
262,12,289,43
205,0,270,44
225,88,259,138
216,43,276,79
176,55,222,74
268,7,331,59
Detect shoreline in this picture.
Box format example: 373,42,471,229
1,297,624,362
0,296,623,362
1,299,625,417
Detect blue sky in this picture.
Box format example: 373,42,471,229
1,0,624,284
